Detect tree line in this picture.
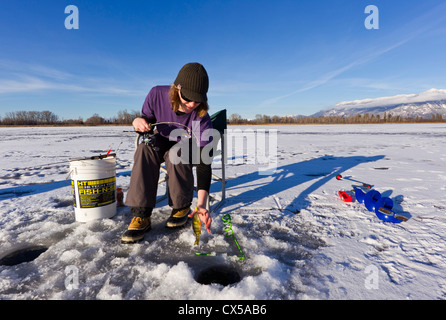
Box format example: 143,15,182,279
0,109,140,126
228,112,446,125
1,109,445,126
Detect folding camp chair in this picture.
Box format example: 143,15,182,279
135,109,227,213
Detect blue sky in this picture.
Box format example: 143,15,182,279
0,0,445,120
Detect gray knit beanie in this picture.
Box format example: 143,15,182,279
174,63,209,103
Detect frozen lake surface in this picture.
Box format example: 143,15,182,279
1,123,445,299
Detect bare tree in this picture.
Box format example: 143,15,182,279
85,113,105,125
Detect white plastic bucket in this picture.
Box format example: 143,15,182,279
69,154,117,222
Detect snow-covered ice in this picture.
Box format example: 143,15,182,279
1,123,445,300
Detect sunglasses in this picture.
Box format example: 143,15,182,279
180,90,193,103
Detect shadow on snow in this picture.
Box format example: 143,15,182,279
1,154,386,215
219,155,385,212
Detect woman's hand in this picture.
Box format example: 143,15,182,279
189,206,212,234
133,117,151,132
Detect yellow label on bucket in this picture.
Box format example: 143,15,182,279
75,177,116,208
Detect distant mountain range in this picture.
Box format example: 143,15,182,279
313,89,446,119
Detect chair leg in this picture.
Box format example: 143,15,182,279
209,134,226,214
156,167,169,204
221,133,226,202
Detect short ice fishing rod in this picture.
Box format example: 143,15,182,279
123,121,200,144
123,121,193,135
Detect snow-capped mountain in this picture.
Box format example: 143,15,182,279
313,89,446,119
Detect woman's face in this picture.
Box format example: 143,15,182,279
178,87,201,114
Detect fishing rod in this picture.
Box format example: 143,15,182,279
69,153,116,162
123,121,193,135
123,121,201,151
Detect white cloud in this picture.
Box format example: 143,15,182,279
0,61,145,97
0,76,53,94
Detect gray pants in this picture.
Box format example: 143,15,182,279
125,134,194,213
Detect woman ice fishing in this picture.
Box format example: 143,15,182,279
121,63,213,243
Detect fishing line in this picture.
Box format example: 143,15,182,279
106,141,123,155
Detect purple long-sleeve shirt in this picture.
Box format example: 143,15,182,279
141,85,212,147
141,85,213,192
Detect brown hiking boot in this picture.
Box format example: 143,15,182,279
166,207,191,228
121,217,151,243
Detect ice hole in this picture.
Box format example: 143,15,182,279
0,246,48,266
196,265,241,286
